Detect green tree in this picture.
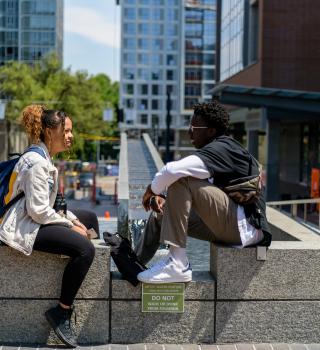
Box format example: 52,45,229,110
0,53,119,160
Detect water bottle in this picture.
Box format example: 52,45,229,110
53,192,67,216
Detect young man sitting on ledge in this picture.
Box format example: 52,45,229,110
136,100,271,284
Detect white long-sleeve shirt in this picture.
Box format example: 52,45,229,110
151,155,263,247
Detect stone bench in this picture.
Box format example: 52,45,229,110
0,239,216,345
0,239,110,345
212,207,320,343
2,206,320,345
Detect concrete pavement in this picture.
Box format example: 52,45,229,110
1,344,320,349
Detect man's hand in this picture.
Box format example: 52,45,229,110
150,195,166,214
142,184,156,211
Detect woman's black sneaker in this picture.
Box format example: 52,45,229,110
45,305,77,348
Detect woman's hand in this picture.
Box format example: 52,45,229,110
72,219,87,231
71,225,88,238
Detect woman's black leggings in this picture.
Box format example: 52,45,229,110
33,210,98,306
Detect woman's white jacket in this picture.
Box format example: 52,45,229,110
0,142,76,255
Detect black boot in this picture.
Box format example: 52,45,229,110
45,304,77,348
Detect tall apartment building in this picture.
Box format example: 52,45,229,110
213,0,320,200
0,0,63,66
119,0,216,160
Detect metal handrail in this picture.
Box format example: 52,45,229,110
267,198,320,228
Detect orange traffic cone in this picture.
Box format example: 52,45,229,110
104,211,110,220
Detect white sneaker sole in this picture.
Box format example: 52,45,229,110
138,273,192,284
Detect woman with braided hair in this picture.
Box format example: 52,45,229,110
0,105,96,348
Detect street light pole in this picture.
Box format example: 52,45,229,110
165,90,172,163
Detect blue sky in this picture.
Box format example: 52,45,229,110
63,0,120,82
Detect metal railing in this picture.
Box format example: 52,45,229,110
267,198,320,228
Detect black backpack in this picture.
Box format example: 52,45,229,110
103,232,146,286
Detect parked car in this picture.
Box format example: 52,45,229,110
78,172,94,188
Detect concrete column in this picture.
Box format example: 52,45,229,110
266,118,281,201
247,129,259,159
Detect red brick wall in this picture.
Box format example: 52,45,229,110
222,0,320,92
261,0,320,91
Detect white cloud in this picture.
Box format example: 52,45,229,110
65,6,120,49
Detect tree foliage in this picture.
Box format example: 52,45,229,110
0,53,119,160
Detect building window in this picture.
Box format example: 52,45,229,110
123,68,135,79
166,54,177,66
203,53,215,65
152,100,159,110
203,83,215,95
185,68,202,81
203,36,215,50
124,8,136,20
151,38,163,50
124,38,136,50
185,9,203,21
138,68,149,80
152,85,160,95
138,38,149,50
151,54,162,65
166,39,178,50
166,23,178,36
166,8,178,21
139,8,150,20
139,99,148,110
151,0,164,4
138,53,149,65
151,23,163,35
185,38,203,51
140,114,148,124
151,69,162,80
125,98,134,108
124,53,136,65
167,70,175,81
185,84,201,96
185,52,202,65
248,1,259,64
152,8,164,20
184,98,199,110
125,84,134,94
124,22,136,34
140,84,148,95
138,22,150,34
202,68,215,80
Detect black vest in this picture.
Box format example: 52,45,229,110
196,135,271,246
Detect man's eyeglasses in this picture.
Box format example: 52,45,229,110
189,125,208,132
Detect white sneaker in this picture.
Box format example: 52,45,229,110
137,255,192,284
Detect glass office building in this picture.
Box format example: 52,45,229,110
119,0,216,159
0,0,63,66
220,0,259,81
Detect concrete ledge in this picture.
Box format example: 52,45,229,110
0,299,109,345
142,133,164,171
0,240,110,299
112,271,215,300
216,301,320,343
111,300,214,344
266,206,320,242
210,241,320,300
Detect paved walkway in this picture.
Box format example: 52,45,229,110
1,344,320,350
